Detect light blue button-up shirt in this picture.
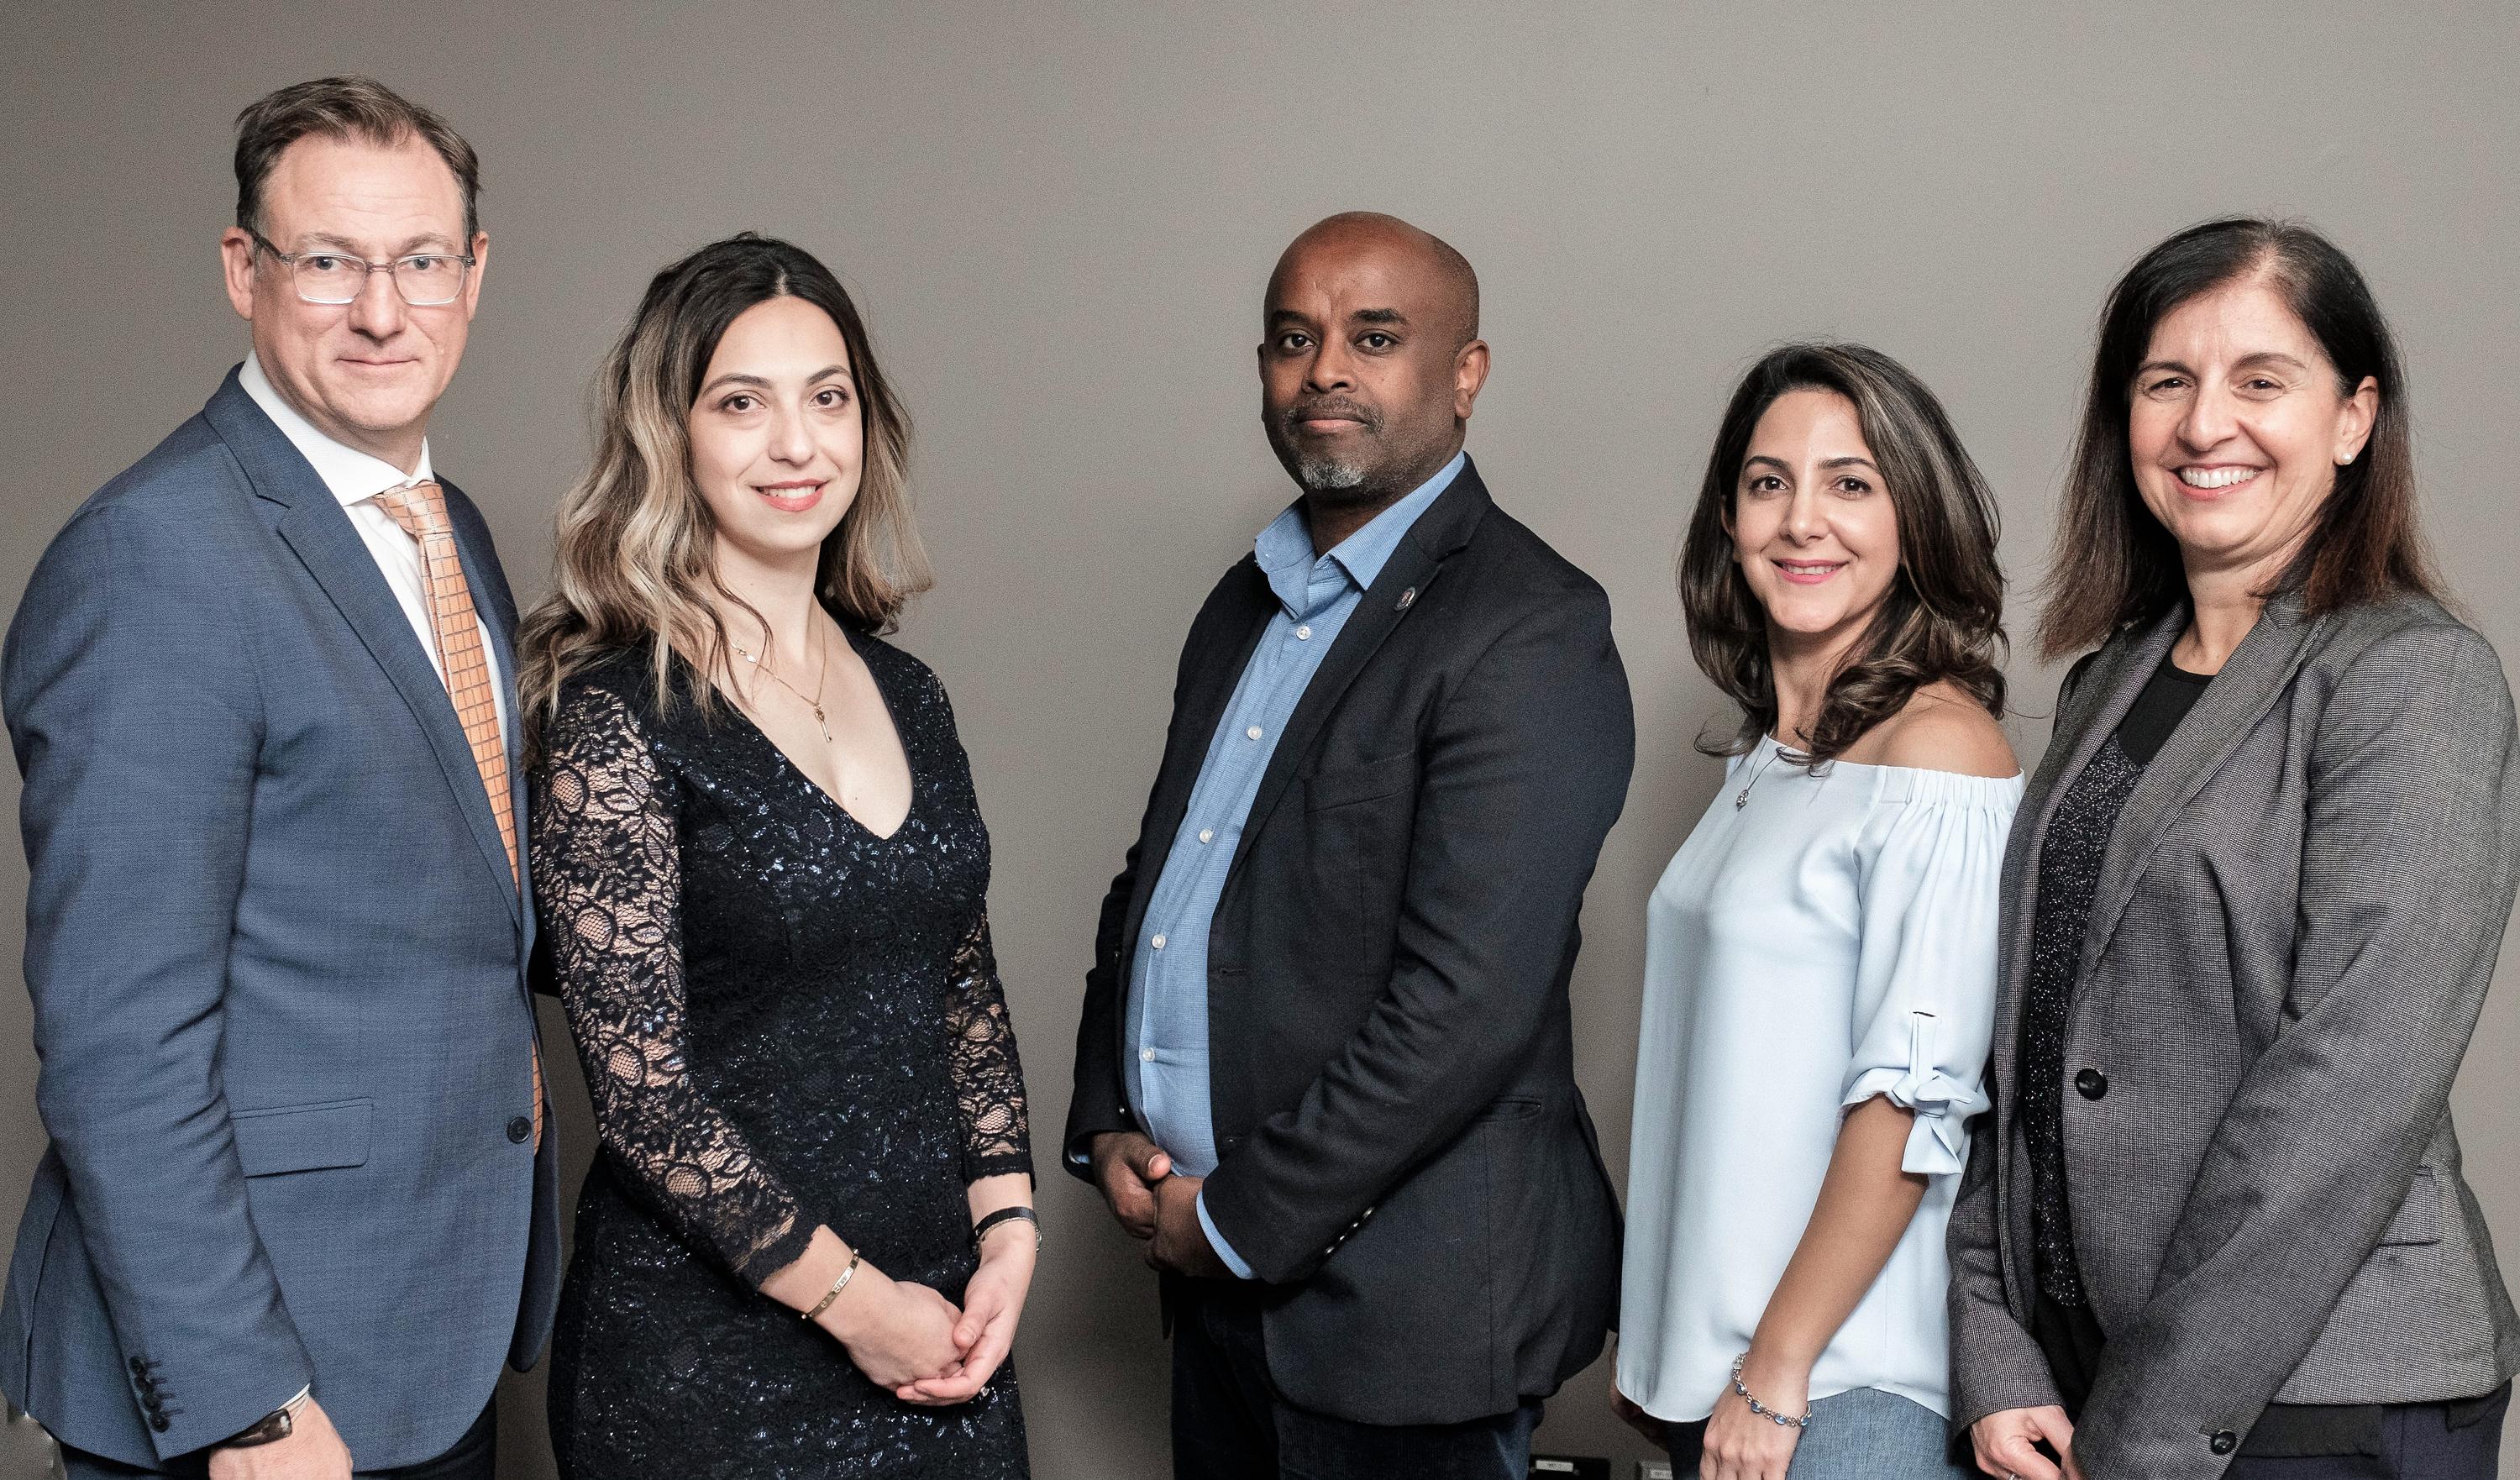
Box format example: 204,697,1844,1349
1126,452,1463,1276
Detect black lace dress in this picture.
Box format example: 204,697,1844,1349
533,633,1031,1479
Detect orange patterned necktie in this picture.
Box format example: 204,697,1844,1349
372,479,542,1146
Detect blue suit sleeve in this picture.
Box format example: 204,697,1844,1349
4,504,314,1458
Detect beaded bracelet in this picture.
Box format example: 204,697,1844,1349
1730,1355,1814,1430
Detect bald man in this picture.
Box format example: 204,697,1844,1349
1064,213,1635,1478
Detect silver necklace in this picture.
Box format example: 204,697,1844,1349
1734,743,1788,810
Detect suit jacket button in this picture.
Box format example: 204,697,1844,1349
2210,1430,2237,1454
129,1356,147,1375
140,1391,163,1413
150,1414,171,1433
507,1115,533,1143
2075,1068,2108,1100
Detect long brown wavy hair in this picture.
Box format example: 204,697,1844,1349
1678,342,2008,763
518,234,930,758
2039,217,2439,659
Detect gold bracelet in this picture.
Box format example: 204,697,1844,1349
802,1249,862,1322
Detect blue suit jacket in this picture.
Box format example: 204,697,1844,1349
0,370,562,1469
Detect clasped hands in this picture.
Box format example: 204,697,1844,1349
778,1222,1035,1408
1089,1131,1232,1278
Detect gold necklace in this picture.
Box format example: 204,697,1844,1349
731,620,833,743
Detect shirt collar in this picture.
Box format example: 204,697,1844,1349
239,351,434,506
1253,449,1467,618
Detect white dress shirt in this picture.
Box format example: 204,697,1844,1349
239,353,508,741
1617,737,2021,1422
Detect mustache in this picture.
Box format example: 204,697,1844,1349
1277,398,1382,434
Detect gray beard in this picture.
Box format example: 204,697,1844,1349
1295,458,1368,493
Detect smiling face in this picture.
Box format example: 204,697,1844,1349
686,295,864,576
1728,388,1903,653
1258,216,1486,506
2128,276,2378,585
219,133,485,470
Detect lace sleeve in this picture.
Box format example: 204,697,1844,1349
531,680,814,1287
946,911,1032,1183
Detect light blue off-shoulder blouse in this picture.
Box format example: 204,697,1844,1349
1617,735,2022,1423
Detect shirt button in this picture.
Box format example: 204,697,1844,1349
1152,933,1167,950
1246,725,1263,741
1295,625,1312,640
1140,1048,1156,1063
1198,829,1214,844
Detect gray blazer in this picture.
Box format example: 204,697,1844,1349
0,370,562,1470
1947,589,2520,1479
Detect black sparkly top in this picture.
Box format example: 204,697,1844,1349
532,634,1031,1479
2020,656,2212,1309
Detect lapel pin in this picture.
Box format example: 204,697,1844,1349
1395,586,1417,611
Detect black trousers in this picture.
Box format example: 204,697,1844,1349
2223,1384,2508,1479
2035,1293,2507,1477
62,1401,495,1480
1169,1278,1542,1480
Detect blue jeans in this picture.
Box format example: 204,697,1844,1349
1171,1278,1541,1480
1664,1386,1968,1480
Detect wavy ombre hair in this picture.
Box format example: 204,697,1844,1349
519,234,929,756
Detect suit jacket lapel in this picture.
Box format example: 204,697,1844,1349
442,480,533,935
1117,559,1275,974
1224,464,1491,883
2076,591,2325,979
206,375,524,918
1993,611,2181,1079
1983,607,2179,1309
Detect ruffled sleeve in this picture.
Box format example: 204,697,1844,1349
1840,769,2022,1174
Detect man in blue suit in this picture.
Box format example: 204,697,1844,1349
0,76,558,1479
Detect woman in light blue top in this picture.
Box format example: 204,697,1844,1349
1614,344,2022,1480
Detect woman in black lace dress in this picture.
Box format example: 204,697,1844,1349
519,234,1033,1478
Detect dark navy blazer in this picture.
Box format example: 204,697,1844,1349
0,370,561,1469
1066,459,1635,1425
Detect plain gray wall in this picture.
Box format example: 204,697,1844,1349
4,3,2518,1476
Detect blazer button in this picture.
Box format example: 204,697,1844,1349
2075,1068,2108,1100
507,1115,533,1143
129,1356,148,1375
150,1414,171,1433
140,1391,164,1414
2210,1430,2237,1455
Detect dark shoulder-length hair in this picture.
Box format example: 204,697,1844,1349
1679,342,2008,763
2040,217,2439,659
518,233,929,753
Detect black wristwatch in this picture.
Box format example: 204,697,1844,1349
224,1388,311,1449
973,1205,1041,1250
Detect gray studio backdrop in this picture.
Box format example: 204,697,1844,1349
5,3,2518,1477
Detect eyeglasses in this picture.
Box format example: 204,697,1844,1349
247,228,475,307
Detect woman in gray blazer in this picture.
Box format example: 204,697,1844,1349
1949,217,2520,1480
